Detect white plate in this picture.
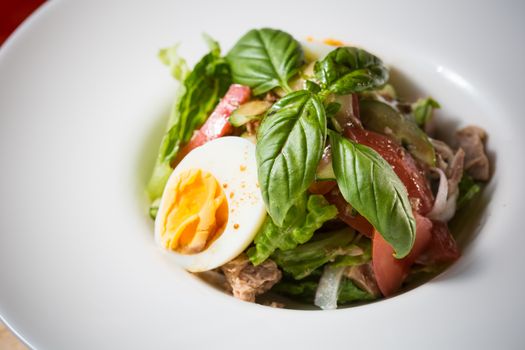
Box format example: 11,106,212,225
1,0,524,349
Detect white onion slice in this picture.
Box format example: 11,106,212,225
427,167,457,222
427,168,448,220
314,265,346,310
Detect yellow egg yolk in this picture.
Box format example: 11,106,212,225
159,169,228,254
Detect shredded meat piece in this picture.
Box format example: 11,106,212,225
456,126,490,181
263,91,279,103
344,263,381,297
221,254,282,302
431,139,455,172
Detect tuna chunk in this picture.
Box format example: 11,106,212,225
344,263,381,297
221,254,282,302
456,126,490,181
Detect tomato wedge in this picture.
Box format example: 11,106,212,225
372,212,433,296
416,221,460,265
344,126,434,214
324,188,374,237
174,84,251,164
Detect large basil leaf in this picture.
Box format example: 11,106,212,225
256,90,326,225
314,47,389,95
146,42,231,200
329,131,415,258
226,28,304,95
247,195,338,265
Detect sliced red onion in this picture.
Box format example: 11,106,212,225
314,265,346,310
427,168,457,222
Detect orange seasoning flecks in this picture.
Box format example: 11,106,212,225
222,183,228,189
240,165,247,172
306,36,314,42
233,223,240,230
229,192,235,199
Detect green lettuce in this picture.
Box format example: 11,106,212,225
247,195,338,265
412,97,440,127
146,38,232,203
272,228,358,279
457,174,481,209
273,277,375,305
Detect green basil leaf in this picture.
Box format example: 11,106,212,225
272,228,356,279
314,47,389,95
256,90,327,225
146,44,231,200
328,130,415,258
226,28,304,95
412,97,440,126
247,195,338,265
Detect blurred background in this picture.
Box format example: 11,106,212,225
1,2,46,348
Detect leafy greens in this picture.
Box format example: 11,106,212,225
247,195,338,265
329,130,416,258
314,46,389,95
227,28,304,95
146,39,231,201
256,90,327,226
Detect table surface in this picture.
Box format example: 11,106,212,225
0,1,47,348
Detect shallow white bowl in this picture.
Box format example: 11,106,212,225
1,0,524,349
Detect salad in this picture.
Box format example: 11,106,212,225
146,28,490,309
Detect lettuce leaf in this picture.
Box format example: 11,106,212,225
457,174,481,209
158,44,190,82
247,195,338,265
412,97,440,127
272,228,358,279
146,38,231,202
273,277,375,305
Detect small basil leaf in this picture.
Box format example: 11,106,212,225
256,90,327,225
226,28,304,95
315,47,389,95
329,130,415,258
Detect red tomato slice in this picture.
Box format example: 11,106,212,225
174,84,251,164
416,221,460,265
308,180,337,195
372,212,433,296
344,127,434,214
324,188,374,237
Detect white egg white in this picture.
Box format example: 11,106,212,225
154,136,267,272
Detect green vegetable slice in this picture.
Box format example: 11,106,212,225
247,195,338,265
359,99,436,166
226,28,304,95
256,90,327,226
329,130,416,258
146,40,231,201
314,47,389,95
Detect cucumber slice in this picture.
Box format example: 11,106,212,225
229,100,272,127
359,99,436,166
316,159,336,180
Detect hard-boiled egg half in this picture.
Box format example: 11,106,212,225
154,136,267,272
